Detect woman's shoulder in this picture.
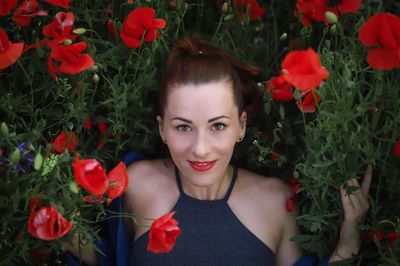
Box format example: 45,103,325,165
236,168,292,214
125,158,178,212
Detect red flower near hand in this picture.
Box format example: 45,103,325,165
148,211,181,253
45,0,73,9
28,204,73,240
282,48,329,90
367,229,383,241
266,74,294,101
0,28,24,70
12,0,48,27
105,162,128,203
72,156,109,196
358,13,400,70
120,7,166,49
232,0,265,21
386,232,399,249
0,0,17,16
50,42,94,75
393,139,400,157
51,130,77,153
42,12,77,48
296,89,320,113
286,178,300,212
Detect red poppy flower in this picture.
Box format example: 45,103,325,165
358,13,400,70
296,89,320,113
50,42,95,75
0,0,17,16
266,75,294,101
28,204,73,240
47,56,60,80
83,117,93,129
98,121,108,135
367,229,383,241
51,130,77,153
42,12,77,48
295,0,359,26
232,0,265,21
12,0,48,27
282,48,329,90
285,195,298,212
23,39,49,53
386,232,399,248
106,19,117,39
105,162,128,204
72,156,109,196
97,138,106,151
271,152,280,161
148,211,181,253
393,139,400,157
120,7,166,49
45,0,73,9
0,28,24,70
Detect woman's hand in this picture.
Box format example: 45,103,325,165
330,164,372,262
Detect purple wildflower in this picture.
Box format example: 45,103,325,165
17,143,27,153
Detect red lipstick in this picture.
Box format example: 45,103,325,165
188,160,216,172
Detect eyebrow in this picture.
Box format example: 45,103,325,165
171,115,230,123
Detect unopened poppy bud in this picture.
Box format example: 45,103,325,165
72,28,87,35
221,2,229,13
69,181,80,194
93,74,100,84
224,13,235,21
325,11,338,24
63,39,73,45
1,122,9,137
330,24,337,34
280,32,287,41
33,153,44,170
90,65,98,72
293,89,301,100
10,148,21,164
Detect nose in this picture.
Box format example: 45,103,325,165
192,131,211,158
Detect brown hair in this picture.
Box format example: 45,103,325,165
159,36,262,121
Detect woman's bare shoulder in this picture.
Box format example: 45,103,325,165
237,168,291,212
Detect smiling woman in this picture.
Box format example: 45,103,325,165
65,36,372,266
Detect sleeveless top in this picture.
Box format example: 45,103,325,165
130,166,276,265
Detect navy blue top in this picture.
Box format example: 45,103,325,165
130,166,276,265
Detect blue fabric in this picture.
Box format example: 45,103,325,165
66,152,331,265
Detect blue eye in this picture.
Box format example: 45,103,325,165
177,125,191,132
212,123,226,131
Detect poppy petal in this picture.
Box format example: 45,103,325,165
0,42,24,70
366,47,400,70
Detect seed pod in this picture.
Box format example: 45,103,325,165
72,28,87,35
280,33,288,41
69,181,80,194
63,39,73,45
93,74,100,84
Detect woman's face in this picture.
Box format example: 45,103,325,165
157,79,246,188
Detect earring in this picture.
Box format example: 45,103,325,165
237,136,244,142
162,137,167,144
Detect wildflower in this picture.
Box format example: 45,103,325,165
148,211,181,253
120,7,166,49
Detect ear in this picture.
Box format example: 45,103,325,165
156,115,164,139
239,111,247,137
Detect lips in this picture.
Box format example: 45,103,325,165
188,160,216,172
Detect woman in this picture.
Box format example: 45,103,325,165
66,36,372,265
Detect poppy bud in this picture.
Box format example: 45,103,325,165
69,181,80,194
330,24,337,34
90,65,98,72
63,39,73,45
72,28,87,35
1,122,9,137
325,11,338,24
10,148,21,164
93,74,100,84
221,2,229,13
280,33,287,41
33,153,44,170
224,13,235,21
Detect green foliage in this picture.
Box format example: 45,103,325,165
0,0,399,265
